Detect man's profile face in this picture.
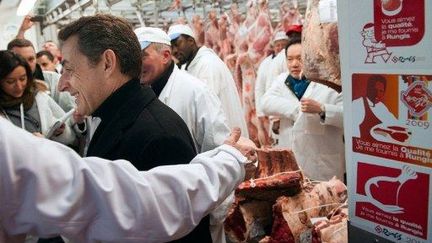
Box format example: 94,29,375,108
58,36,107,116
11,46,37,73
171,35,192,65
140,45,167,85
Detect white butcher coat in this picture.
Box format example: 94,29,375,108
254,54,274,117
159,65,230,153
183,46,249,138
261,72,345,181
0,117,246,243
160,66,232,243
267,50,287,90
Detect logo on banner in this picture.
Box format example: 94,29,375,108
355,163,429,239
375,225,403,241
401,81,432,117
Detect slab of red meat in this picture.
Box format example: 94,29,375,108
302,0,341,91
256,148,300,178
236,172,303,201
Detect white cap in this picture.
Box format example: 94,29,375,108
167,24,195,41
273,31,288,42
134,27,171,50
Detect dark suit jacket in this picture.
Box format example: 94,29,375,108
87,79,211,242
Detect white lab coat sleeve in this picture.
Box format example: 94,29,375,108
261,76,300,122
196,88,231,153
266,51,287,91
255,56,272,117
321,91,344,128
0,118,246,243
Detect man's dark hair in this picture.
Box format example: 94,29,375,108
7,38,35,51
36,50,55,61
58,14,141,79
285,36,302,56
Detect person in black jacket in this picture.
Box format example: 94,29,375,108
57,14,212,242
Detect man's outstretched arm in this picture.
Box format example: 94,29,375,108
0,118,251,242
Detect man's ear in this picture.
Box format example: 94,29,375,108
102,49,117,75
162,49,172,64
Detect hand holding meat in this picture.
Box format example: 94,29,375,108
224,127,257,163
72,110,86,125
53,123,66,136
300,98,323,113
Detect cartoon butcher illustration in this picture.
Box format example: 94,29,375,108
361,23,392,64
352,75,411,143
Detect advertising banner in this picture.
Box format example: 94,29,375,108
338,0,432,242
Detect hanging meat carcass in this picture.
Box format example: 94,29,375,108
191,14,205,47
219,14,234,60
276,1,304,33
204,10,221,54
247,0,273,65
302,0,341,91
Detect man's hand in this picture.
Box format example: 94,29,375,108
72,110,86,124
272,119,280,135
224,128,257,180
224,127,257,163
300,98,323,114
33,132,44,138
17,15,34,39
53,124,65,137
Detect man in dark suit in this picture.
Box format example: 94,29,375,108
58,14,211,242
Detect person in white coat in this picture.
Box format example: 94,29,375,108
134,27,230,153
0,50,75,145
135,26,234,243
0,118,256,243
261,38,345,181
167,24,249,138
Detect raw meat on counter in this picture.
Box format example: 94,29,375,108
255,148,300,178
236,148,303,201
225,200,274,242
302,0,341,91
236,172,303,201
312,207,348,243
263,178,347,242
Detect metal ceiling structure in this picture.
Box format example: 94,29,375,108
34,0,307,30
